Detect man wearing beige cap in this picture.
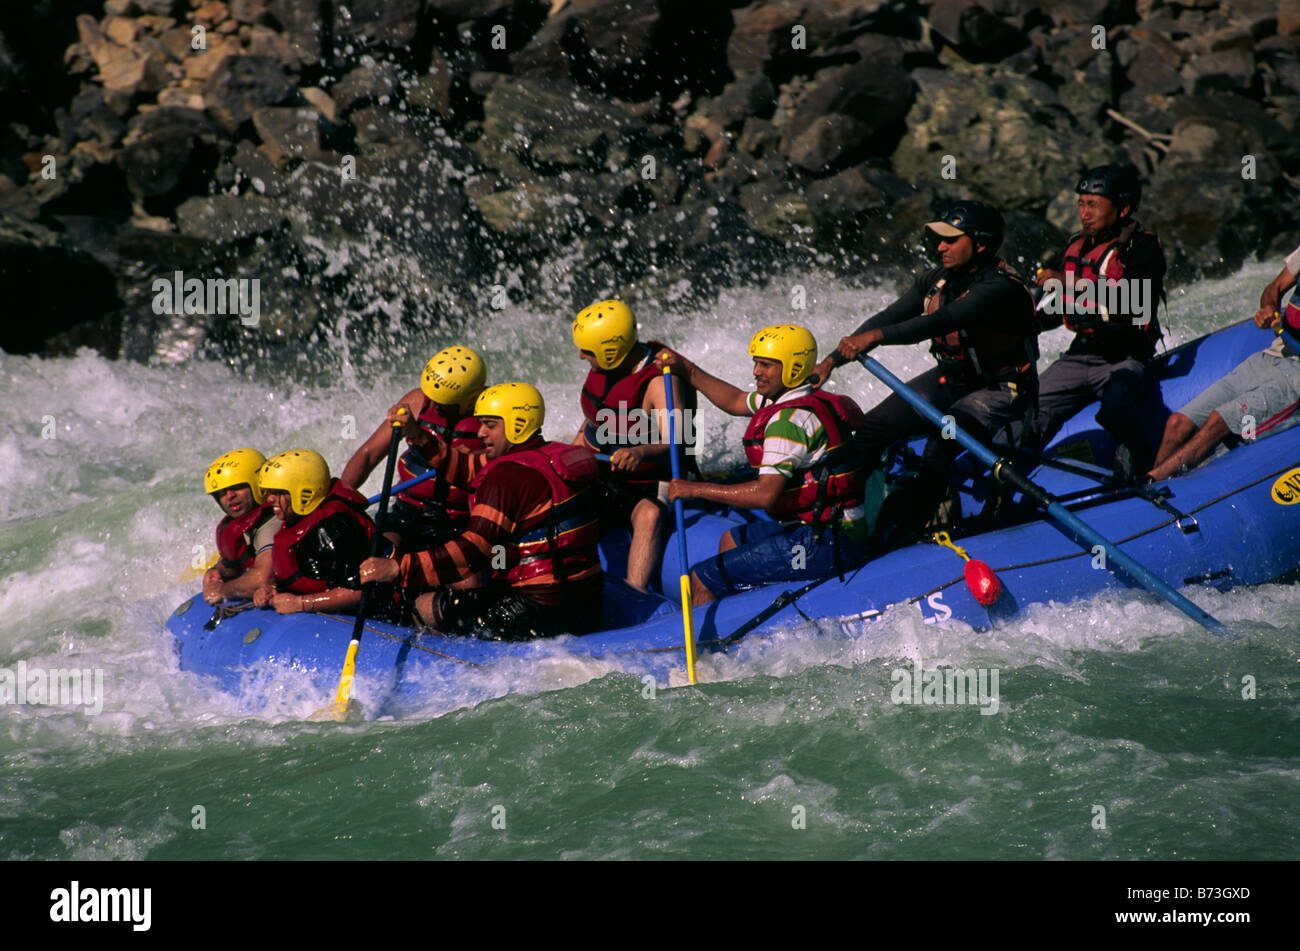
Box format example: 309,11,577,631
811,201,1038,546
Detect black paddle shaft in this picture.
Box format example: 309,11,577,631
351,424,404,638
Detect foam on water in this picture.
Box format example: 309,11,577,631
0,259,1289,752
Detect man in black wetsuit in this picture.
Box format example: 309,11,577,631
811,201,1038,545
1030,163,1167,479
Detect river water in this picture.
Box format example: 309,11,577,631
2,260,1297,860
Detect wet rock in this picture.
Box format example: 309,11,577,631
425,0,515,17
229,138,287,193
0,216,121,357
471,180,584,239
229,0,273,24
267,0,324,65
76,14,169,95
407,56,455,118
727,0,903,79
117,107,224,209
175,193,286,242
736,116,781,157
328,62,401,115
204,55,296,133
708,72,777,129
251,105,321,166
892,65,1122,213
299,86,337,121
333,0,421,48
512,0,664,98
738,179,814,241
1282,0,1300,37
351,106,419,148
60,88,127,151
780,57,913,173
929,0,1030,63
1143,172,1287,278
1181,48,1258,95
477,78,641,173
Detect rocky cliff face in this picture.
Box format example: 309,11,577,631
2,0,1298,361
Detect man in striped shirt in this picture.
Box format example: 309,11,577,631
661,325,869,605
360,383,603,640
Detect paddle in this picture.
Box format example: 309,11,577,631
371,455,613,506
367,467,435,506
312,417,406,721
856,354,1228,636
662,365,698,684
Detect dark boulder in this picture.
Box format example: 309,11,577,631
204,55,296,133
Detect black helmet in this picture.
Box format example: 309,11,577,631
1076,163,1141,214
925,201,1004,256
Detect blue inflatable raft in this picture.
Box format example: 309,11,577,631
168,319,1300,711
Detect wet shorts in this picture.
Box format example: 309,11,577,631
691,520,868,598
383,498,464,553
430,585,599,641
1178,349,1300,437
593,477,665,531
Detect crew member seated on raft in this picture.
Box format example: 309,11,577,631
1148,240,1300,481
360,383,604,641
809,200,1038,545
253,449,393,618
341,346,486,556
657,325,869,607
201,448,280,605
1029,163,1167,480
572,299,697,593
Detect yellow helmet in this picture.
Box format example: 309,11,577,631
572,299,636,370
204,449,267,504
258,449,332,516
474,382,545,444
748,325,818,389
420,345,487,413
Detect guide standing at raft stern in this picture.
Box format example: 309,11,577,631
810,201,1038,546
341,345,487,556
1029,163,1167,480
360,383,604,641
572,300,698,593
659,325,870,606
201,449,280,605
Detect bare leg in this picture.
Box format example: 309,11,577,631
717,528,739,554
626,497,666,592
690,570,715,606
1152,412,1197,469
412,591,444,634
1148,411,1231,481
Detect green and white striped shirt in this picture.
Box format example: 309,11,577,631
747,386,866,539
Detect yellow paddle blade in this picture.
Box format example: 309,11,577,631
306,698,364,722
308,641,363,721
180,552,220,582
679,574,697,685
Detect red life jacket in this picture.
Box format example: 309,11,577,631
741,390,867,524
1061,219,1163,342
1285,274,1300,331
215,502,275,571
471,441,602,592
271,480,376,594
925,263,1038,387
580,340,696,482
396,399,482,517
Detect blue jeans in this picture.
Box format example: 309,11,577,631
692,520,867,597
